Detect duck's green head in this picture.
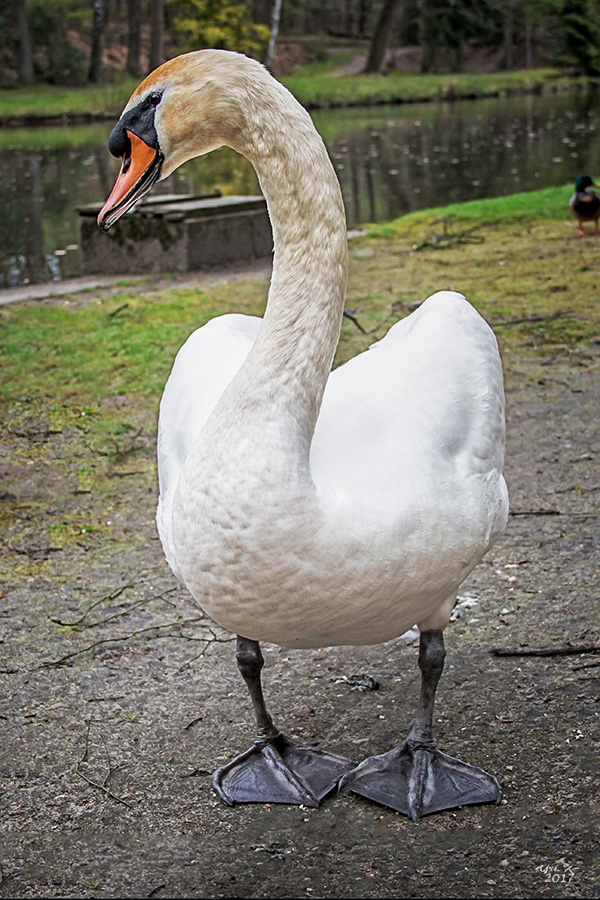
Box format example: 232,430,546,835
574,174,596,191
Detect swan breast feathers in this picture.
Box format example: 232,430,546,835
156,313,261,576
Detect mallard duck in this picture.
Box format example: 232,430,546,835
97,50,508,820
569,175,600,235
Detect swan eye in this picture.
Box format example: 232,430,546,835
147,91,162,107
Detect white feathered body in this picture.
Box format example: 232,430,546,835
136,50,508,650
157,292,508,649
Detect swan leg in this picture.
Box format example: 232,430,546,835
341,630,501,819
212,636,356,808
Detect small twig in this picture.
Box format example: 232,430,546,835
0,863,19,889
52,583,132,626
177,628,235,671
509,508,561,517
491,311,576,327
90,426,144,461
108,302,130,318
343,309,368,334
0,505,31,521
184,716,204,730
552,483,599,494
64,587,178,630
343,303,395,336
413,218,486,251
40,616,205,668
491,643,600,658
76,716,134,809
52,570,169,626
86,695,126,703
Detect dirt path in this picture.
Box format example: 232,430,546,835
1,271,598,897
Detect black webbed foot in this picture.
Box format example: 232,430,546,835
213,733,356,807
341,738,501,819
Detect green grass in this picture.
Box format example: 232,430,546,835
282,68,584,108
0,285,268,413
367,183,583,237
0,68,588,120
2,291,208,406
0,80,138,119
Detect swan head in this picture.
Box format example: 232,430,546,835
98,50,265,231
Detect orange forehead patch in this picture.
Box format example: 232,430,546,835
129,56,189,105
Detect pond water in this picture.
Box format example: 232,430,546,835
1,88,599,288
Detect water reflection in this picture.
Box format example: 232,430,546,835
314,89,600,224
1,89,599,288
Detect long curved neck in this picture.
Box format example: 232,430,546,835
206,65,349,458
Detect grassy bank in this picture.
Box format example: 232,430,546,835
282,68,586,108
367,184,576,236
0,80,139,122
0,67,589,123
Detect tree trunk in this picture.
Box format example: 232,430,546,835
127,0,141,78
265,0,282,72
149,0,164,72
419,0,437,73
89,0,105,83
452,36,463,74
357,0,369,38
364,0,401,73
501,2,515,70
12,0,34,84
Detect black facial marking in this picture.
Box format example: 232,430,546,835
107,90,163,159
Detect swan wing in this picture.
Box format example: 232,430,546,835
312,292,507,541
157,313,261,575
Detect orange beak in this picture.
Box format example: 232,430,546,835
98,131,163,231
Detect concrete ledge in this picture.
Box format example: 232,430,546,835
79,193,273,275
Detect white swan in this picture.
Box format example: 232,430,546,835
98,49,509,819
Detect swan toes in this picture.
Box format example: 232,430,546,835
212,735,356,808
341,739,502,819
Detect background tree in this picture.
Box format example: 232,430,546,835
127,0,142,77
0,0,598,88
149,0,165,71
28,0,87,84
419,0,437,73
265,0,282,71
557,0,600,75
12,0,34,83
89,0,105,82
364,0,402,73
168,0,270,58
499,0,515,69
